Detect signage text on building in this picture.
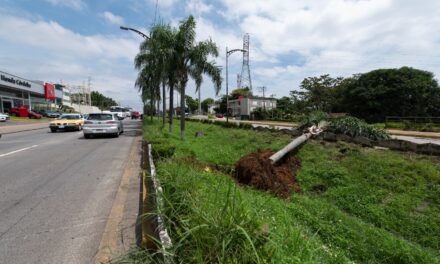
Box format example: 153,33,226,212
0,74,31,88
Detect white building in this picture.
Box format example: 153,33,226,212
0,70,59,112
228,97,277,119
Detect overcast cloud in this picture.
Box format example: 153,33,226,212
0,0,439,110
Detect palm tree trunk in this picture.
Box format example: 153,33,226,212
162,81,166,129
198,86,201,114
180,85,185,140
150,86,154,121
169,83,174,132
156,99,160,119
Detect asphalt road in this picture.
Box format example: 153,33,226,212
0,119,141,264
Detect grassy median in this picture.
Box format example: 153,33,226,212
131,118,440,263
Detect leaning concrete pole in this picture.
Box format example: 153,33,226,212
269,123,326,164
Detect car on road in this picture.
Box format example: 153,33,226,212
83,113,123,138
0,112,10,121
46,111,63,118
130,111,140,119
49,114,84,132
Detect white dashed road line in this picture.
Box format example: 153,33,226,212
0,145,38,158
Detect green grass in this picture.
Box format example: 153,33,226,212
146,119,292,165
10,116,50,122
372,122,440,132
135,118,440,263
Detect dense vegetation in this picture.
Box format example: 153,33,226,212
254,67,440,123
126,119,440,263
90,91,117,110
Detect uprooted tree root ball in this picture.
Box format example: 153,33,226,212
234,149,301,198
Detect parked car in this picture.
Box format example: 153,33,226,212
9,106,42,118
0,113,9,122
130,111,141,119
215,113,224,118
46,111,62,118
83,113,123,138
28,111,43,119
9,106,24,116
49,114,84,132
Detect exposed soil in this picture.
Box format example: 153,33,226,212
234,149,301,199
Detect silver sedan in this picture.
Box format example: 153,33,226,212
83,113,124,138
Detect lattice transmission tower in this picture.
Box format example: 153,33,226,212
238,33,252,91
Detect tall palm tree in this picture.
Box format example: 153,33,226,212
174,15,222,140
135,23,174,127
135,65,159,121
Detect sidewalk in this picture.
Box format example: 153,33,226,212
386,129,440,139
0,121,49,134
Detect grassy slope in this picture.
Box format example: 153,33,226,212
144,119,440,263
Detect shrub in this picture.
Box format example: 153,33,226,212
151,141,176,160
238,122,253,130
298,111,329,130
328,116,389,141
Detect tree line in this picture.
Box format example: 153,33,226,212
90,91,118,110
135,15,221,140
277,67,440,122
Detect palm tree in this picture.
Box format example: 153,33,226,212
174,15,222,140
135,65,159,121
135,23,174,128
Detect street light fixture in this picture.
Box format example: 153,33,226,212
226,47,246,123
119,26,149,39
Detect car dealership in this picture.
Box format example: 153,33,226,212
0,70,64,113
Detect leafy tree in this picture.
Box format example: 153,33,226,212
185,95,199,113
292,74,344,112
201,97,214,113
90,91,117,110
230,87,252,99
343,67,440,122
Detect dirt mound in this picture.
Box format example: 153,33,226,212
234,149,301,199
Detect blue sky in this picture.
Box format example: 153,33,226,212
1,0,440,111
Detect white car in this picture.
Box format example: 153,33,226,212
0,113,9,122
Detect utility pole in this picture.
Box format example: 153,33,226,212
88,76,92,107
258,86,267,110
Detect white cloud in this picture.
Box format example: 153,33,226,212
100,11,124,25
208,0,440,97
0,15,138,60
45,0,86,11
0,14,143,111
148,0,177,8
186,0,213,15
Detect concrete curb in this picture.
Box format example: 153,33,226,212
139,141,172,262
0,125,48,134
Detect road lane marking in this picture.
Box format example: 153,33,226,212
0,145,38,157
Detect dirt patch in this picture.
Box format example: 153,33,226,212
234,149,301,199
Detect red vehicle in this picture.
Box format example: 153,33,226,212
9,106,42,119
130,111,141,119
28,111,43,119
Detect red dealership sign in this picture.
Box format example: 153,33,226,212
45,82,55,100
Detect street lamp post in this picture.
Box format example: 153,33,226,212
119,26,149,39
225,47,246,123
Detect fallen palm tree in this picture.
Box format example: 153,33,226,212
234,123,325,198
234,114,388,198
